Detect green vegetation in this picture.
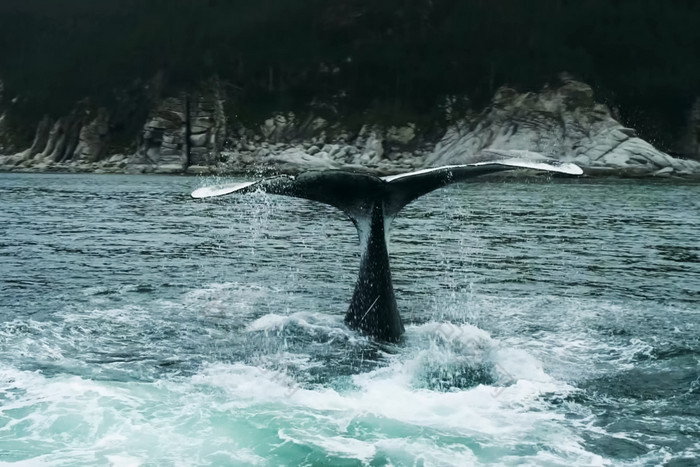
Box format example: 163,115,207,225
1,0,698,148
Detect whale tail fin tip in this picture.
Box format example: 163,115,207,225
381,156,582,216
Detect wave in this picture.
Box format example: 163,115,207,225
0,316,604,465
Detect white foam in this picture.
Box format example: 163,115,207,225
279,430,377,462
375,437,479,465
246,311,351,339
0,364,270,465
0,316,600,465
192,321,576,443
183,282,272,319
105,455,143,467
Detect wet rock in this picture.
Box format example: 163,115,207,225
154,164,184,174
386,123,416,145
261,112,298,142
186,165,211,175
132,80,226,170
72,108,109,162
653,167,674,176
189,132,209,147
353,127,385,163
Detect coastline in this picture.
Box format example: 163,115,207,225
3,158,699,180
3,80,700,179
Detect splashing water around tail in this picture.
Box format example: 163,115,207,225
192,151,582,341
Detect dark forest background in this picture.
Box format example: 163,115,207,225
1,0,699,150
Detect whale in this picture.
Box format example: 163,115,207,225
192,150,582,341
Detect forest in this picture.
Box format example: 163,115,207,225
1,0,698,150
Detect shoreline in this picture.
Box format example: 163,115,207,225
4,80,700,180
3,160,700,181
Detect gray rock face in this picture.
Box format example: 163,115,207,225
211,80,698,176
355,126,385,161
134,104,223,172
259,113,331,144
425,79,700,175
134,97,187,168
130,79,226,173
72,108,109,162
213,117,423,175
2,77,698,177
385,123,416,145
1,106,104,169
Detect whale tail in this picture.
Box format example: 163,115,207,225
192,151,582,341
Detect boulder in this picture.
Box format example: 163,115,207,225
189,132,209,147
186,165,211,175
386,123,416,145
262,147,341,172
132,81,227,170
72,108,110,162
154,164,184,174
356,130,384,161
653,167,674,176
425,77,700,175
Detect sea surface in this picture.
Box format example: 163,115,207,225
0,173,698,466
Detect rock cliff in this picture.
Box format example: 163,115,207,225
128,79,227,174
1,78,698,177
426,78,700,176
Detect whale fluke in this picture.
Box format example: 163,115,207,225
192,153,582,341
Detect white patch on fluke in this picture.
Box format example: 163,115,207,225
191,181,256,199
382,165,469,182
382,159,583,182
472,158,584,175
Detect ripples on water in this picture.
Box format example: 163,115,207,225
0,173,698,465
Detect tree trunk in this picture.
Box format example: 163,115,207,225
183,93,191,168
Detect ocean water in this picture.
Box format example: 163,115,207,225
0,173,698,466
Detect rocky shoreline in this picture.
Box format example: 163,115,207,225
2,79,699,178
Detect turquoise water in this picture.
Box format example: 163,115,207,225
0,173,698,466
